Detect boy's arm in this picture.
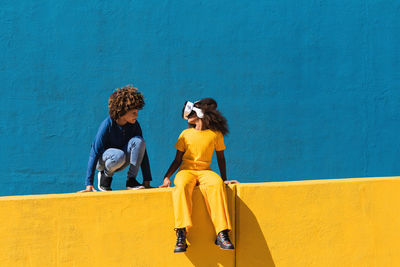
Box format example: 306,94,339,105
140,150,152,182
160,150,184,187
85,120,109,186
85,152,100,186
135,121,152,183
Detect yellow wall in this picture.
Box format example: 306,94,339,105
0,187,235,267
0,177,399,266
236,177,400,267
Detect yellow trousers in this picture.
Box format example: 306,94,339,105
173,170,232,234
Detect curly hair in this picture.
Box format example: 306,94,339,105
108,85,145,120
189,98,229,136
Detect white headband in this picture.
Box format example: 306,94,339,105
183,101,204,119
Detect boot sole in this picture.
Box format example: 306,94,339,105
174,245,188,253
126,186,145,190
217,246,235,250
173,250,187,253
215,240,234,250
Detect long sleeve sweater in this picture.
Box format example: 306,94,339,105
85,116,152,186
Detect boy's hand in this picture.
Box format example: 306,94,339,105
78,185,98,192
224,180,239,185
159,177,171,188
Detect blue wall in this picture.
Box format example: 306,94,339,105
1,1,399,196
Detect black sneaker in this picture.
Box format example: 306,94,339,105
215,230,234,250
143,181,154,189
98,171,112,191
126,177,145,190
174,228,188,253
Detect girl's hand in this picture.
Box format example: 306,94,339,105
78,185,97,192
224,180,239,185
159,177,171,188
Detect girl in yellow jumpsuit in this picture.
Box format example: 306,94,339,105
160,98,238,253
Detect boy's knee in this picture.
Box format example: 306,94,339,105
129,136,145,146
102,149,126,175
114,151,126,162
107,150,126,167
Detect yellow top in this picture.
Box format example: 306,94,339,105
175,128,225,171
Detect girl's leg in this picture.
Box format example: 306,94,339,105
173,170,197,230
197,170,232,234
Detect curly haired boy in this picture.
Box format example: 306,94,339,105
80,85,152,192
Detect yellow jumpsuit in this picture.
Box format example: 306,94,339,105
173,128,232,234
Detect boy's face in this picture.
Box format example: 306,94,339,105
121,109,139,124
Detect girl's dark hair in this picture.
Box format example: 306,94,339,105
191,98,229,136
108,85,145,120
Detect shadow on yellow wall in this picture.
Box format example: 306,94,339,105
236,195,275,267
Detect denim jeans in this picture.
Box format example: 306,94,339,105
96,136,146,180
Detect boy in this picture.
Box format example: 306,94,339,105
80,85,152,192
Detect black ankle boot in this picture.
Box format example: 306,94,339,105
215,230,234,250
174,228,188,253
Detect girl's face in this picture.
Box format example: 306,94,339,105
187,113,199,124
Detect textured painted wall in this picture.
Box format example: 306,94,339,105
0,186,236,266
236,177,400,266
1,1,399,196
1,178,399,266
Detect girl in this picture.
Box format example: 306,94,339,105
160,98,238,253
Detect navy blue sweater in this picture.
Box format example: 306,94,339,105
85,116,152,186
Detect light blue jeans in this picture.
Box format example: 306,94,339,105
96,136,146,179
